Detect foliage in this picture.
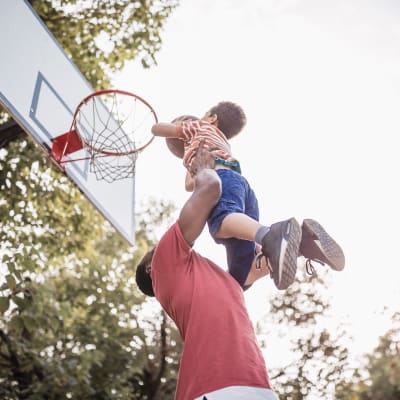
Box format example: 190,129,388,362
0,137,102,311
0,240,181,399
335,312,400,400
31,0,179,89
260,269,351,400
0,1,183,397
0,136,181,399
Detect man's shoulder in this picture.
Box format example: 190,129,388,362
159,221,181,241
154,222,191,263
157,221,180,248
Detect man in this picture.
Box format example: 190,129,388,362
135,141,344,399
136,140,280,399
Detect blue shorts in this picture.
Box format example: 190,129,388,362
207,169,259,287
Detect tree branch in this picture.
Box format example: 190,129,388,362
0,120,25,148
0,329,20,369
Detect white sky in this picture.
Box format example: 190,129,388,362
114,0,400,366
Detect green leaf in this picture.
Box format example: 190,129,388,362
22,315,38,332
5,274,16,291
9,315,24,334
0,296,10,313
50,316,60,331
12,295,28,310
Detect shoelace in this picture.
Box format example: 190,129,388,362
257,253,325,277
305,258,324,275
255,253,274,275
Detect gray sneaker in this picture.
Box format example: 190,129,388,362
300,219,345,271
261,218,301,290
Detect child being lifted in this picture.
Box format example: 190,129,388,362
151,102,344,290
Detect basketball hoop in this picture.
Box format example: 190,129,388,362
51,89,157,182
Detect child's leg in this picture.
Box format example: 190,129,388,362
208,169,301,290
207,170,262,287
214,212,263,241
223,238,256,287
210,169,266,243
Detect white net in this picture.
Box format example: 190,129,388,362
74,90,156,182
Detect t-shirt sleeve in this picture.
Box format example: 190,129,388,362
151,222,194,303
152,221,192,276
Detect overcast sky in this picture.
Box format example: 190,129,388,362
114,0,400,366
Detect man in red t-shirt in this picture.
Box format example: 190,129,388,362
136,141,279,400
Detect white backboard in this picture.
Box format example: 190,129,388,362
0,0,136,245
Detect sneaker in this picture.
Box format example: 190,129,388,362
300,219,345,271
261,218,301,290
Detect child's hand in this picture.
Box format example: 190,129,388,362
190,140,216,175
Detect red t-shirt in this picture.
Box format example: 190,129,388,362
151,222,272,400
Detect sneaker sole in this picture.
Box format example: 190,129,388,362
302,219,345,271
277,218,301,290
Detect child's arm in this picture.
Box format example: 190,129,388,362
151,123,179,138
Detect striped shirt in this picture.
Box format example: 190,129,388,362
176,120,240,172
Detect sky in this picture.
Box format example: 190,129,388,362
113,0,400,367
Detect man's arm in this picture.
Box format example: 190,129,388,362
184,170,195,192
178,141,220,245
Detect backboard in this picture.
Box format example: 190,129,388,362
0,0,136,245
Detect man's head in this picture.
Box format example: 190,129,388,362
203,101,247,139
135,248,156,297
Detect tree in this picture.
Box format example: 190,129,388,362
30,0,179,90
259,270,351,400
0,0,179,310
335,312,400,400
0,137,103,315
0,2,183,396
0,222,182,399
0,138,181,398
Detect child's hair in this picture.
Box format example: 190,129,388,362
209,101,247,139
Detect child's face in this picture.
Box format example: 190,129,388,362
202,111,218,126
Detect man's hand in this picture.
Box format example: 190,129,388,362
189,140,216,176
164,115,199,159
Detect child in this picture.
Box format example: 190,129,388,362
151,103,344,290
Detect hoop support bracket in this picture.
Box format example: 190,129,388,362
51,130,83,162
